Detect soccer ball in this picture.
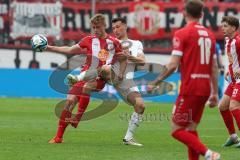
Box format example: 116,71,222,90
31,34,48,52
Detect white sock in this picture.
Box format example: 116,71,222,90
76,69,98,81
205,149,220,159
76,71,86,81
205,149,212,158
124,112,143,141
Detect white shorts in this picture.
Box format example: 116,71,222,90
115,80,140,102
107,64,140,104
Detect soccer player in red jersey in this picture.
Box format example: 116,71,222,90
43,14,125,143
148,1,220,160
219,16,240,148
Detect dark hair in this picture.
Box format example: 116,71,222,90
185,0,204,18
111,17,127,24
221,16,239,30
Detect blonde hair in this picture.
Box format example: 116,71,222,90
90,14,106,26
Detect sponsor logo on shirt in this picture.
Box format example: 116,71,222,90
98,49,109,61
191,74,210,79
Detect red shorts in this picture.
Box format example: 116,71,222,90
172,95,209,126
224,82,235,97
68,78,106,96
225,82,240,102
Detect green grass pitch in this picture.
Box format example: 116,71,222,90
0,98,239,160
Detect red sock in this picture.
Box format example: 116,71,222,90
77,93,90,118
172,129,207,156
188,131,200,160
72,93,90,128
231,109,240,130
56,109,71,138
220,109,235,135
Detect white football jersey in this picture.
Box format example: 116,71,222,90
112,39,144,79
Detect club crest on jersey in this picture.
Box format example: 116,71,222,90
98,49,109,61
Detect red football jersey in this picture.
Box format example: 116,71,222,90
225,33,240,83
172,22,216,96
78,35,122,70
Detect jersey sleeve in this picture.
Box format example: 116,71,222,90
136,41,144,56
78,36,90,49
171,30,185,56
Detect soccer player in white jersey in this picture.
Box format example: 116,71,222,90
107,17,146,146
68,17,146,146
219,16,240,148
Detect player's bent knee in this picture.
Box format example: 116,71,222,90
218,99,229,111
82,87,89,94
218,103,229,111
100,65,111,80
135,102,145,114
65,100,75,111
218,95,230,111
186,122,198,131
170,120,183,133
67,98,75,105
82,83,95,94
230,100,240,111
101,65,111,72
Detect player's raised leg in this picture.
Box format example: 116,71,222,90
67,68,102,86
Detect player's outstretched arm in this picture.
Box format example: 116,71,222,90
31,34,82,54
46,44,81,55
151,55,181,86
147,55,180,93
208,58,219,108
211,58,219,95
